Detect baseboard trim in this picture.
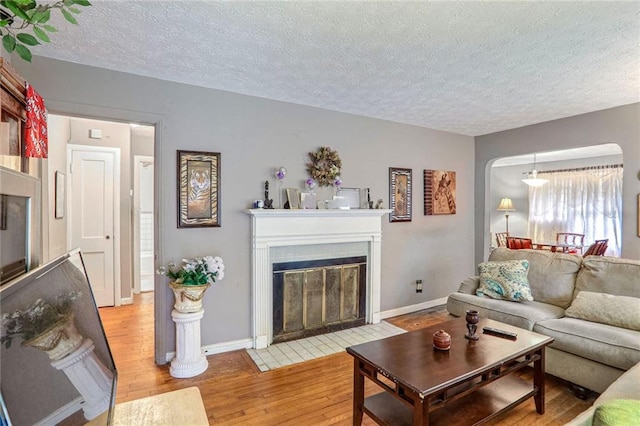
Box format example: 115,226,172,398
202,338,253,356
120,297,133,305
380,297,447,319
163,301,448,362
165,338,253,363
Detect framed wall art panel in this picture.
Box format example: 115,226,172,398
337,187,361,209
286,188,300,209
177,150,221,228
424,170,457,215
389,167,412,222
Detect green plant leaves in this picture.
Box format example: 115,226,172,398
20,1,37,11
15,43,31,61
1,0,91,61
60,7,76,24
3,1,31,21
16,32,38,45
33,25,48,42
30,9,49,23
2,34,15,52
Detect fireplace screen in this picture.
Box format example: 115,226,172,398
273,257,366,343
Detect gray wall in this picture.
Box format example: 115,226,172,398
476,103,640,264
46,115,70,259
131,127,154,158
15,56,476,362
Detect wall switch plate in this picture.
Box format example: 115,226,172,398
416,279,423,293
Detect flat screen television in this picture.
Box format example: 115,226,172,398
0,166,41,285
0,249,117,425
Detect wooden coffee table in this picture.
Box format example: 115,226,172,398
346,317,554,425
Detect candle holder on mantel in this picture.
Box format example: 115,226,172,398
465,309,480,340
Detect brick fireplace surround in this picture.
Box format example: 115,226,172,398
244,209,390,349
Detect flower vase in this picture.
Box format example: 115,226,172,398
22,313,84,360
169,282,210,313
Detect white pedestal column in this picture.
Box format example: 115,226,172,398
51,338,114,420
170,308,208,378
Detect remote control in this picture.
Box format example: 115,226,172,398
482,326,517,339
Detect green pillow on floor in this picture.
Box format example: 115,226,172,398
594,399,640,426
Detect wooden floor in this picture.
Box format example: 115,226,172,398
99,293,595,425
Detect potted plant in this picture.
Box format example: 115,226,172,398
0,0,92,62
157,256,225,313
1,290,84,360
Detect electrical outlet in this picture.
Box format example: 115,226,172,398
416,279,423,293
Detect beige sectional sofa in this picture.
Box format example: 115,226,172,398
565,361,640,425
446,248,640,394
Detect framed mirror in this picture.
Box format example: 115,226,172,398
0,249,117,425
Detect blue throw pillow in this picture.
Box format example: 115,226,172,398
476,260,533,302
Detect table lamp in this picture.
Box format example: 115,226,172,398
497,197,515,232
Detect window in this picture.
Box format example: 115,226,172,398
527,165,622,256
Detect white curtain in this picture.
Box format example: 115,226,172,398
527,165,623,256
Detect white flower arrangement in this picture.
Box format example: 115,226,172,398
157,256,224,286
1,290,82,349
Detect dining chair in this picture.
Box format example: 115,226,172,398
556,233,585,254
495,232,510,248
506,237,533,250
583,239,608,256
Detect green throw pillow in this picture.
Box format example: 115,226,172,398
594,399,640,426
476,260,533,302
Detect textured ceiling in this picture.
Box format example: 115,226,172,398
32,1,640,136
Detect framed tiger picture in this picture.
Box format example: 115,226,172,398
177,150,221,228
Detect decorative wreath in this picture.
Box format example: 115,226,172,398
306,146,342,187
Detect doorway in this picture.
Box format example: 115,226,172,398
67,144,120,307
487,143,623,257
133,155,154,293
51,115,156,308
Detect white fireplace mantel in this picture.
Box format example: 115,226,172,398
244,209,391,349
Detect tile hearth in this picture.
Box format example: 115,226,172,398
246,321,406,372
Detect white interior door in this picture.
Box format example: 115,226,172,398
68,145,119,307
133,155,154,293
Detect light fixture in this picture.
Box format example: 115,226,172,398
497,197,515,233
522,153,548,187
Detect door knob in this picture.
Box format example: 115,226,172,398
106,235,110,240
